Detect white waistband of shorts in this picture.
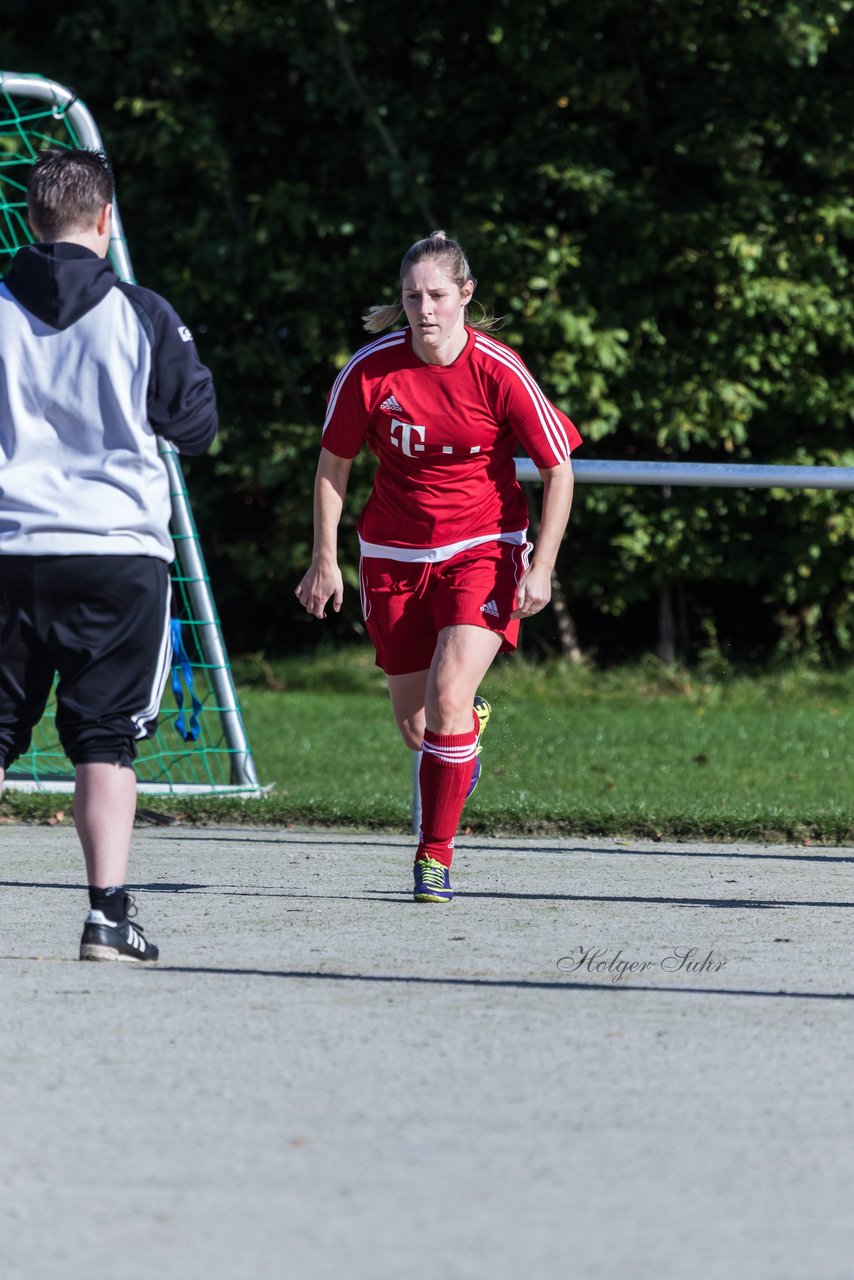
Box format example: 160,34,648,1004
358,529,528,563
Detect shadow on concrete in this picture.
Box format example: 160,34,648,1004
3,879,853,911
144,832,854,865
147,963,854,1001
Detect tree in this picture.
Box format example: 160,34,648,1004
4,0,853,661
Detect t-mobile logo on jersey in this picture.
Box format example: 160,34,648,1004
389,418,482,460
390,418,427,456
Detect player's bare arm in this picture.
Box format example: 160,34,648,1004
512,458,575,619
295,447,353,618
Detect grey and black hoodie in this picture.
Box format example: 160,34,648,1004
0,242,218,561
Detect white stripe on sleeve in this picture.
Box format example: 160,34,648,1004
322,331,407,434
474,333,571,463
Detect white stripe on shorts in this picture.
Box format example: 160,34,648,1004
131,577,173,738
358,529,528,563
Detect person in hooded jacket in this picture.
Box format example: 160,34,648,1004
0,147,217,962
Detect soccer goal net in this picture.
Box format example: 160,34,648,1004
0,71,260,795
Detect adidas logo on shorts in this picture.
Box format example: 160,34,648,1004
480,599,500,617
380,395,405,414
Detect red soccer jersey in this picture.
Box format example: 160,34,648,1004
322,326,581,555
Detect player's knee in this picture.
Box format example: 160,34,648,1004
396,718,424,752
430,687,475,734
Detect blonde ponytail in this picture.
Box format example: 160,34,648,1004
362,302,404,333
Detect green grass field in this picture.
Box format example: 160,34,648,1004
4,651,853,842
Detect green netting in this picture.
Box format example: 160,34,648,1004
0,76,258,793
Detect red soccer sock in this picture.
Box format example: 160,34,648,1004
416,726,478,868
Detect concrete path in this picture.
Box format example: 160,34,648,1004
2,825,853,1279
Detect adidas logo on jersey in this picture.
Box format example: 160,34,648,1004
380,395,405,414
480,599,500,617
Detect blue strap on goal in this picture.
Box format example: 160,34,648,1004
170,618,203,742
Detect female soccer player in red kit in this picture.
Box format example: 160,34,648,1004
296,231,580,902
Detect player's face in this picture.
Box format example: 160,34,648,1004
402,261,474,365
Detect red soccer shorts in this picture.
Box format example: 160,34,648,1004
359,539,530,676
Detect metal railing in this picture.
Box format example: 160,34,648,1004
516,457,854,491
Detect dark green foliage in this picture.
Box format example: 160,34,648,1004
4,0,853,660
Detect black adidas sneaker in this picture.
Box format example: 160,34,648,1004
79,895,159,963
